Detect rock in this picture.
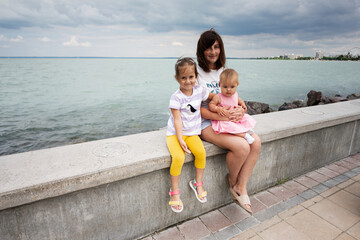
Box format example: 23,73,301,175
278,102,298,111
328,96,348,103
320,95,331,104
347,93,360,100
307,90,323,106
243,90,359,115
292,100,306,108
246,105,256,115
245,101,272,115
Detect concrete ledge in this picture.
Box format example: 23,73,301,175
1,100,360,239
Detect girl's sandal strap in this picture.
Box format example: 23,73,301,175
169,201,183,206
169,190,180,196
193,181,203,187
197,191,207,199
192,179,204,188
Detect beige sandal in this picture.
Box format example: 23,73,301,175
226,174,253,214
237,194,253,214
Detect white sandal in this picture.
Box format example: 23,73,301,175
169,189,183,213
189,179,207,203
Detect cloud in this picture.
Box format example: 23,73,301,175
0,35,7,41
0,0,359,57
0,34,24,43
62,36,91,47
10,35,24,42
172,41,183,47
1,1,359,39
39,37,52,42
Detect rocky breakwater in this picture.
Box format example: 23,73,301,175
244,90,360,115
278,90,360,111
245,101,274,115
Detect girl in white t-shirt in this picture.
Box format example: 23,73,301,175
166,57,213,213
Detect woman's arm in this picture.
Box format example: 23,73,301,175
171,109,191,153
201,105,245,122
208,92,216,100
201,106,231,121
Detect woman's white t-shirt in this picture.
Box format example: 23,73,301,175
197,66,224,128
197,66,224,96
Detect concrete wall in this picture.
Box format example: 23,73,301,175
1,100,360,240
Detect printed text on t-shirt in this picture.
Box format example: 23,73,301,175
206,82,220,94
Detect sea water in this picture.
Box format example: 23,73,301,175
0,58,359,156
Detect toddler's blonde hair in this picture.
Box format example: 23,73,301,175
219,68,239,86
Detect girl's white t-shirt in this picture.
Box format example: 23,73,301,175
166,85,209,136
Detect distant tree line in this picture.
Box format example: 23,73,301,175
322,55,360,61
259,55,359,61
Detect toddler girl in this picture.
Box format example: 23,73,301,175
166,57,213,213
209,68,256,144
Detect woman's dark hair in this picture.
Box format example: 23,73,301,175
196,28,226,72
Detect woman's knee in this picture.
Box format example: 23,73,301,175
251,134,262,153
201,126,254,158
234,140,251,158
220,138,249,164
200,126,214,143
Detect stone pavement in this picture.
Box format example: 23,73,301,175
140,153,360,240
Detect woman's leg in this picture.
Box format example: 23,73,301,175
201,127,261,211
201,126,250,187
234,133,261,196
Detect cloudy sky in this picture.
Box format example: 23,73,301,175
1,0,359,58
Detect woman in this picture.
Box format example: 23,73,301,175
196,29,261,214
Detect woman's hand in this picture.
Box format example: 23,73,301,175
228,106,245,122
201,106,242,122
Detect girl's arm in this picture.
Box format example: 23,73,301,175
171,108,191,153
209,95,227,117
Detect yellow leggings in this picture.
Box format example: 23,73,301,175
166,135,206,176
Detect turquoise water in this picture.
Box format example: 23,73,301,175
1,58,359,156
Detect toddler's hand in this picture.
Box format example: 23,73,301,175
216,106,227,117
